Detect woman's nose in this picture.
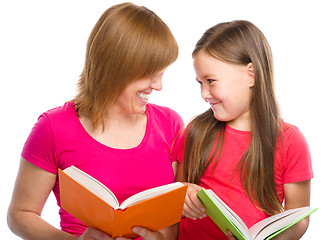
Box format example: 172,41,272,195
151,77,163,91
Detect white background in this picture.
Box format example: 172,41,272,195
1,0,328,239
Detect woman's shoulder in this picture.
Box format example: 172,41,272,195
147,103,182,121
41,101,76,120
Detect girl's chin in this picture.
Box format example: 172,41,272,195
212,111,230,122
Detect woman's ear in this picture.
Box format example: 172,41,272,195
247,63,255,87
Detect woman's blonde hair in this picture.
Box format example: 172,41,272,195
74,2,178,130
184,20,283,215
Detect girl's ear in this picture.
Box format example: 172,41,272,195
247,63,255,87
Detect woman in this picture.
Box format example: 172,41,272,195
7,3,183,239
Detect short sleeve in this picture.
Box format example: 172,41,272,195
21,113,58,174
170,128,185,163
169,109,185,163
282,126,313,184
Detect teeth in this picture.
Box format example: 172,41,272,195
137,92,149,99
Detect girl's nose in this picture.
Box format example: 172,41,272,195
201,84,211,100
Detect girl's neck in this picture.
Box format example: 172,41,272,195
227,111,251,131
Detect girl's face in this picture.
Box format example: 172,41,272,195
113,71,164,116
193,52,254,130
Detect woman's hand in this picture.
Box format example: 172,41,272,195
115,223,178,240
182,183,207,220
77,227,114,240
115,227,160,240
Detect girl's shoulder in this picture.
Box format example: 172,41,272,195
280,121,304,141
277,122,313,182
278,121,310,154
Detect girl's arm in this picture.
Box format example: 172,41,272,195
226,180,311,240
7,158,114,240
175,162,207,220
272,180,311,240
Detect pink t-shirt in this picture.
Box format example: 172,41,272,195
178,123,313,240
22,102,184,237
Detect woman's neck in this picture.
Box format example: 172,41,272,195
80,111,147,149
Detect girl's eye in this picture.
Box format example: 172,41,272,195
207,79,215,84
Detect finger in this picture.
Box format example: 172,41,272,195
83,227,114,240
131,226,155,239
188,190,207,214
183,196,199,219
184,192,207,219
225,230,236,240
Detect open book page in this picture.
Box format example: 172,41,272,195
63,166,119,208
63,166,185,210
249,207,317,240
120,182,184,209
199,189,251,240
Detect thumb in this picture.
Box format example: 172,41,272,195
132,226,155,239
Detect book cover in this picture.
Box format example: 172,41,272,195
197,188,246,239
59,168,187,238
197,188,317,240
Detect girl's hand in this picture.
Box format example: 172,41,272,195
77,227,114,240
225,230,237,240
182,183,207,220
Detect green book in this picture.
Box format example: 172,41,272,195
197,188,318,240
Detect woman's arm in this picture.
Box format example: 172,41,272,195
272,180,311,240
7,158,77,239
7,158,114,240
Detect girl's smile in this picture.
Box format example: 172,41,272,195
193,52,255,130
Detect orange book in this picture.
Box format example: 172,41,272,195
59,166,187,238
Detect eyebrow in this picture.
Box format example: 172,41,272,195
198,74,217,80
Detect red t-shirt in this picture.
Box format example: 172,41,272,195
178,123,313,240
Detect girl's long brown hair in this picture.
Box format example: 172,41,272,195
74,2,178,131
184,20,283,215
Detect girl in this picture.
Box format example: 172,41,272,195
7,3,183,240
176,20,313,240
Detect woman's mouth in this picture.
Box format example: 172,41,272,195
137,92,150,100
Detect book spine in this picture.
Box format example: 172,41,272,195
113,209,124,237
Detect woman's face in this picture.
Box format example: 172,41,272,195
113,71,164,115
193,52,254,130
